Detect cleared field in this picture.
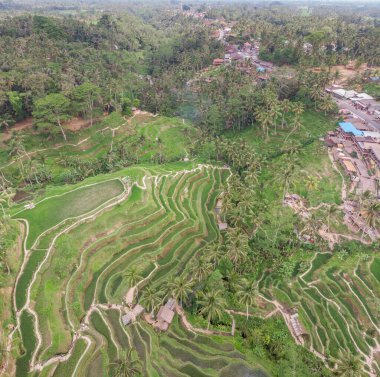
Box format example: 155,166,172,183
0,113,195,198
15,179,125,249
134,116,195,161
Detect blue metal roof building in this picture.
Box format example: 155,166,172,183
338,122,364,136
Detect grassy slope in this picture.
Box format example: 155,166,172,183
226,110,342,205
15,179,125,249
16,164,270,377
225,109,379,371
1,113,195,192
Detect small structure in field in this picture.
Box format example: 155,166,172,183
338,122,364,138
218,222,228,231
289,312,307,339
214,196,228,231
214,198,223,214
153,298,176,331
122,304,144,326
124,287,136,306
213,58,224,66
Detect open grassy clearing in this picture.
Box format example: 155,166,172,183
14,179,125,249
1,112,195,198
225,110,343,206
134,116,195,161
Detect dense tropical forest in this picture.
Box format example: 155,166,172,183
0,1,379,377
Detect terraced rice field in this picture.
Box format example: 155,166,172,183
259,253,380,376
11,164,269,377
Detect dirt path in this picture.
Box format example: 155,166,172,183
176,305,231,336
0,118,33,143
327,148,347,201
0,116,104,144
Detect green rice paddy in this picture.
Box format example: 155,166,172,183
13,164,272,377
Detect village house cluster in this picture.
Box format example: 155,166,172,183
325,121,380,195
329,88,380,118
121,296,176,331
212,33,273,81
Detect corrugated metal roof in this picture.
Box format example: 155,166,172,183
363,131,380,139
339,122,364,136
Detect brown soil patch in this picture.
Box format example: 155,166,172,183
0,117,33,142
12,190,33,203
63,116,100,132
12,117,33,131
0,115,102,144
325,65,380,84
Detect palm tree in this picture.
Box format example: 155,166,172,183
361,200,380,231
237,279,257,319
304,175,319,191
226,271,243,293
334,351,365,377
111,348,141,377
319,95,335,115
269,101,282,135
8,134,31,184
190,256,213,282
206,241,224,269
226,229,249,270
292,102,304,119
197,289,226,330
8,134,29,163
287,118,303,140
276,154,300,202
166,275,193,308
280,99,291,129
140,286,161,318
124,266,142,300
255,109,272,140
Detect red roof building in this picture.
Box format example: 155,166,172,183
213,58,224,66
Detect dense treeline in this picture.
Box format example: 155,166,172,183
0,11,222,128
0,14,151,124
192,65,337,137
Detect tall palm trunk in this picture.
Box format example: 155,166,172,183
57,118,67,142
